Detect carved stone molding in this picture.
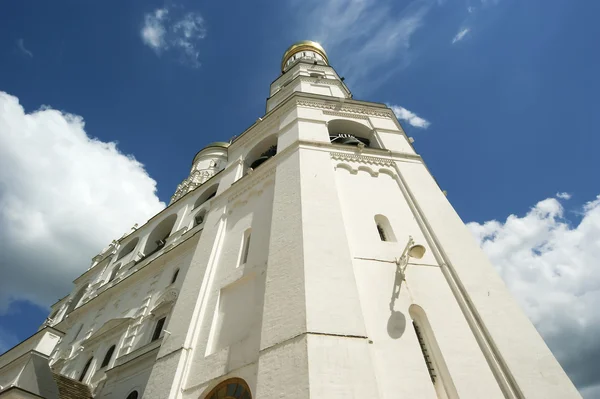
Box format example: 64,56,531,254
296,99,393,119
323,110,370,120
171,168,220,204
330,151,396,167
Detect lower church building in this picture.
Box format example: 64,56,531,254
0,41,582,399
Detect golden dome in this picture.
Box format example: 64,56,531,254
281,40,328,72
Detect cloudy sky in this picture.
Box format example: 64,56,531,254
0,0,599,396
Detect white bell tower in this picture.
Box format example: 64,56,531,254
142,41,581,399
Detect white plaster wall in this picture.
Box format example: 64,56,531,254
398,159,582,398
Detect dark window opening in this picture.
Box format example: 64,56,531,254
376,224,387,241
126,391,139,399
101,345,116,368
240,230,251,266
152,317,166,342
171,269,180,284
250,145,277,170
79,357,93,382
413,321,437,383
194,213,204,226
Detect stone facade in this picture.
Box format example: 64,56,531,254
0,42,581,399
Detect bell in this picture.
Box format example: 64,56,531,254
250,155,271,169
337,136,362,146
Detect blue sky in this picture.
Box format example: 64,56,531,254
1,0,599,396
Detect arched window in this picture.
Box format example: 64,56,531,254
374,214,396,242
203,378,251,399
246,135,278,172
238,228,251,267
194,185,218,209
79,357,93,382
116,237,139,261
171,269,180,284
143,214,178,257
101,345,116,368
108,264,121,282
409,305,458,398
126,391,139,399
65,284,89,314
328,119,378,148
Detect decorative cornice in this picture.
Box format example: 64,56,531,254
295,99,393,119
171,168,220,204
330,151,395,167
323,110,370,120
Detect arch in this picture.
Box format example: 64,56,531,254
409,304,458,399
194,184,219,209
126,390,139,399
171,268,180,284
101,345,116,368
78,356,93,382
374,214,396,242
357,165,378,177
201,377,252,399
246,135,278,171
65,284,89,314
116,237,139,261
328,119,378,148
108,264,121,282
143,214,178,256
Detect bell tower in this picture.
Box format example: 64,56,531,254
141,41,581,399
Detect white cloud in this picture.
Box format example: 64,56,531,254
141,8,168,51
556,192,572,200
0,91,165,313
296,0,433,87
141,7,207,67
468,194,600,395
389,104,431,129
16,39,33,57
452,27,470,43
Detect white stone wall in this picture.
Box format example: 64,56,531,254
4,48,581,399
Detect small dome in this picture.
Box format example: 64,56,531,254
281,40,328,72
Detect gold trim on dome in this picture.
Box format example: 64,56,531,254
281,40,328,72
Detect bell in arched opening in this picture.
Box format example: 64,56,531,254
330,134,368,147
250,145,277,169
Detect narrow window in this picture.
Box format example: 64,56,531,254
374,214,397,242
109,264,121,282
101,345,116,368
409,304,458,398
238,229,251,266
79,357,93,382
152,317,166,342
376,224,387,241
413,321,437,383
171,269,180,284
126,391,139,399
